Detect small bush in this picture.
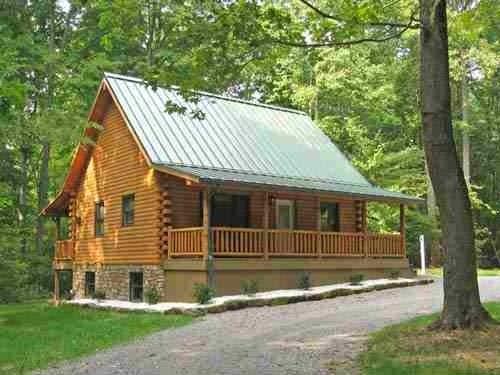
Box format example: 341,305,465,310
145,288,161,304
297,271,311,290
241,279,259,296
388,270,401,279
93,290,106,300
349,274,364,286
193,283,215,304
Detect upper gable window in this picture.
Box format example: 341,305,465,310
122,194,135,226
95,201,105,237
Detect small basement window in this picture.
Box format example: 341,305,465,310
129,272,143,302
122,194,135,226
84,271,95,297
95,201,105,237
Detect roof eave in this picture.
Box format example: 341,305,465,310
199,177,423,205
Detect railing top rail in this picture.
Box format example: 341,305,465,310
268,229,318,234
169,227,204,232
211,227,264,232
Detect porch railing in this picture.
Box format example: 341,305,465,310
167,227,405,258
54,240,74,260
168,227,204,257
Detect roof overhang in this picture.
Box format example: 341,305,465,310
156,164,423,205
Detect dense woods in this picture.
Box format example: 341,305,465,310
0,0,498,303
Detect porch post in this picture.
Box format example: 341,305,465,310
53,270,60,305
362,201,368,257
203,188,215,288
263,192,269,260
316,196,322,259
399,204,406,256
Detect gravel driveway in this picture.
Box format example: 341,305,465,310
36,277,500,375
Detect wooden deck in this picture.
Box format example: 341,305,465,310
168,227,405,259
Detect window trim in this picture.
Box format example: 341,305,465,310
121,194,135,227
275,199,295,230
94,201,105,237
320,201,340,232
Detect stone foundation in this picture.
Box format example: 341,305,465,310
73,264,165,301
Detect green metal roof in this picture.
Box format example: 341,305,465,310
105,73,421,204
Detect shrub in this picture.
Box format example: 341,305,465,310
349,274,364,286
297,271,311,290
241,279,259,296
193,283,215,304
388,270,401,279
93,290,106,300
145,288,161,304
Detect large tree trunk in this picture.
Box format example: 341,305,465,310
420,0,490,329
461,76,471,185
425,158,442,267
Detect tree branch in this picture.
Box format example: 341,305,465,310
298,0,420,29
272,22,414,48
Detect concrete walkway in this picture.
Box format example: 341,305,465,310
36,277,500,375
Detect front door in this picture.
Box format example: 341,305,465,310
276,199,294,229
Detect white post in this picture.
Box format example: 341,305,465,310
419,234,426,275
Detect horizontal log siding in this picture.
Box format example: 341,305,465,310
269,192,356,232
73,103,161,264
163,183,357,232
166,175,202,228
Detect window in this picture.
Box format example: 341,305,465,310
129,272,143,302
84,272,95,297
122,194,135,226
320,202,340,232
210,193,249,227
94,201,105,236
276,199,294,229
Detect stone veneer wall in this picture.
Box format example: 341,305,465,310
73,264,165,301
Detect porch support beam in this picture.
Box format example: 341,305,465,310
316,196,322,258
399,204,406,256
363,201,368,257
263,192,269,260
362,201,367,233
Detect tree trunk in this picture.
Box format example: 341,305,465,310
425,158,442,267
18,144,29,254
420,0,490,329
461,76,471,185
36,140,50,254
36,0,55,254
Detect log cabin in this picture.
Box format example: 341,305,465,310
43,73,421,302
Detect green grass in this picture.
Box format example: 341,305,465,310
426,268,500,277
0,302,193,374
360,302,500,375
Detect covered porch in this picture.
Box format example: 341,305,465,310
165,189,407,260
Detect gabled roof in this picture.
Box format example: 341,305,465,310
105,73,420,203
43,72,421,215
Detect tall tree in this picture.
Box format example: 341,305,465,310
420,0,490,328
